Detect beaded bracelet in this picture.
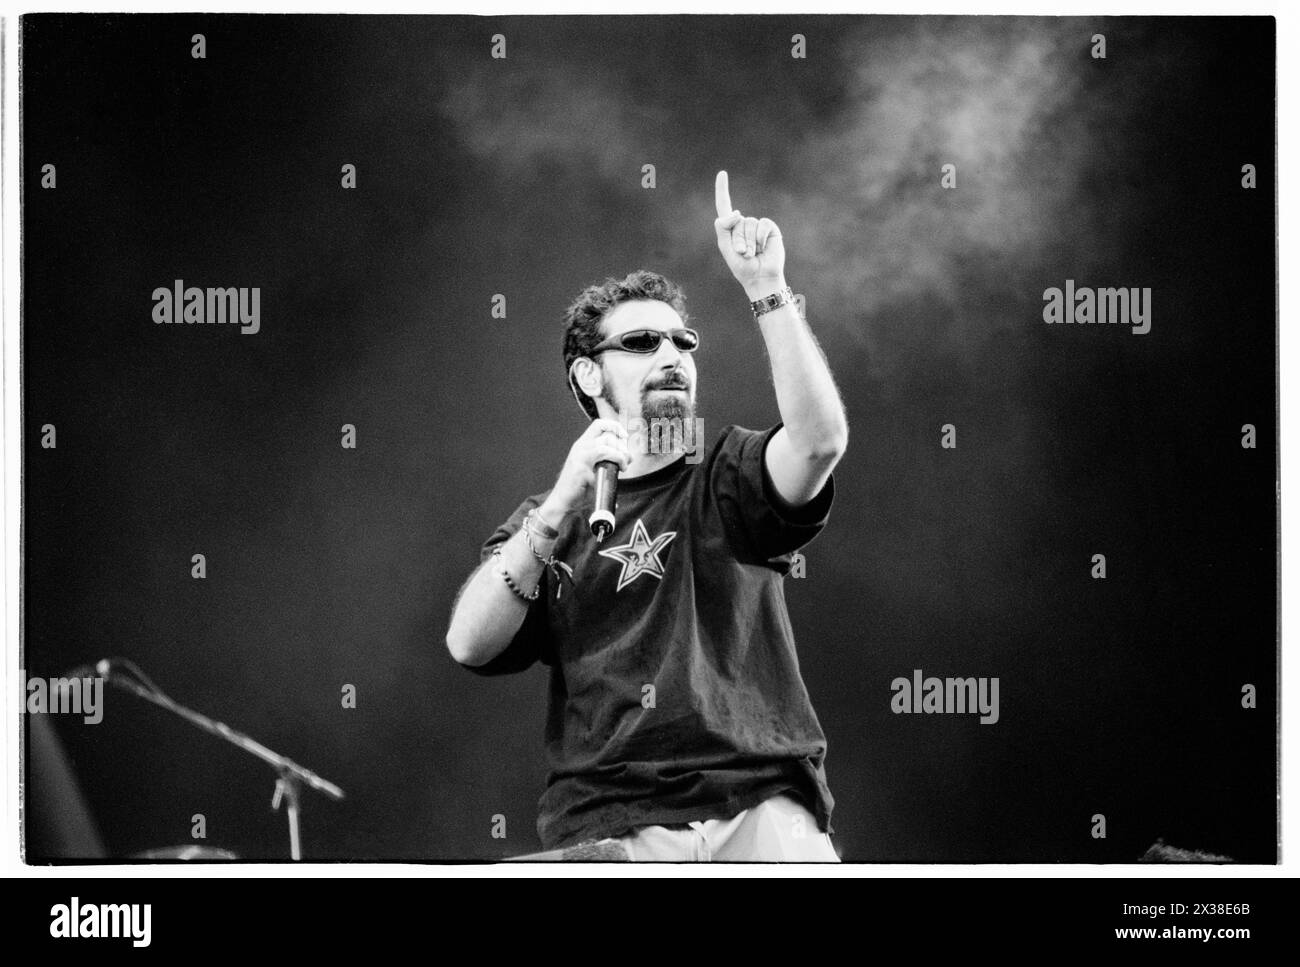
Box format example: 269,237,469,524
491,547,539,602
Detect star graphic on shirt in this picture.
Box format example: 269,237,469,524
597,518,678,592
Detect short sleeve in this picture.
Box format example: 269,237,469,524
459,495,553,676
710,423,835,567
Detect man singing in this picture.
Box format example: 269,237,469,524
445,172,849,861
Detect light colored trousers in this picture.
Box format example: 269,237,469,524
615,794,840,862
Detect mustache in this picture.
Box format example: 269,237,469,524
648,373,690,390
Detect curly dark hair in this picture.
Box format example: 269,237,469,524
562,269,690,420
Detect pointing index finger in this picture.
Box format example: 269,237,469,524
715,170,733,218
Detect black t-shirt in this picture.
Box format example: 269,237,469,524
463,422,836,850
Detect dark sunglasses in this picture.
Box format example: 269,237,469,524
589,327,699,356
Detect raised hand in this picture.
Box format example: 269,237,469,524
713,170,786,294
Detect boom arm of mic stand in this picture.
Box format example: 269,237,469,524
102,672,345,859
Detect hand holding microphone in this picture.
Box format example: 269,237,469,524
539,418,631,543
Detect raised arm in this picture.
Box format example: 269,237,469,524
713,171,848,507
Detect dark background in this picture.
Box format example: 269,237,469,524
21,14,1276,862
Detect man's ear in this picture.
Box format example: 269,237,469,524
574,357,602,399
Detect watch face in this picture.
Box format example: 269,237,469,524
752,289,791,316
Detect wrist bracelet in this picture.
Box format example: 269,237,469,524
522,513,555,565
492,547,539,602
750,285,796,321
526,507,560,539
522,510,576,601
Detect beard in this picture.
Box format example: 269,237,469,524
596,368,702,458
599,367,699,428
641,387,694,423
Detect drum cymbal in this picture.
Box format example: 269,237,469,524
130,845,239,861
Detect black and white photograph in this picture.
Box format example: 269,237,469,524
10,3,1282,886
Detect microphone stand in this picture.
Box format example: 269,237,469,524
102,665,344,860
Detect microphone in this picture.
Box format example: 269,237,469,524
589,460,618,542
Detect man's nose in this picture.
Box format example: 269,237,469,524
651,346,683,373
656,354,688,378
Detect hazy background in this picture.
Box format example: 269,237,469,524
22,14,1275,862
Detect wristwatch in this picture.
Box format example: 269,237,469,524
750,285,797,321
